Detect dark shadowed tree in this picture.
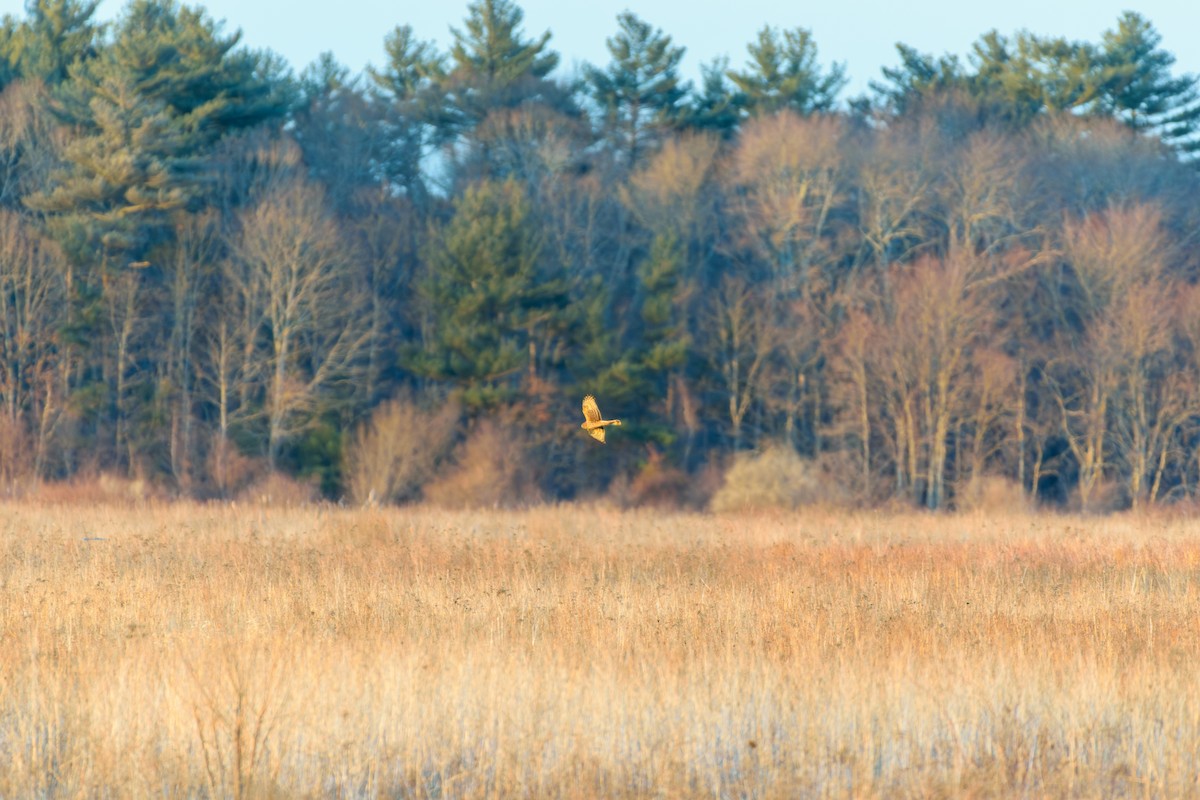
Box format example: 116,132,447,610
870,44,969,115
367,24,445,199
294,53,392,210
688,57,739,137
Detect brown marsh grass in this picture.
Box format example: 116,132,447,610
2,502,1200,797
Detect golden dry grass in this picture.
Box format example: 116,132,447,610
2,502,1200,797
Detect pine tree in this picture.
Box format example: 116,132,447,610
870,44,969,114
970,31,1102,122
442,0,562,134
0,0,101,85
367,25,445,198
24,0,292,473
585,12,688,166
874,33,1102,128
31,0,290,260
637,230,689,384
415,178,570,409
967,31,1041,123
688,57,739,137
568,231,691,449
1097,12,1200,155
36,71,193,259
727,26,847,118
294,53,391,209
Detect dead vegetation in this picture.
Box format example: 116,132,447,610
1,502,1199,797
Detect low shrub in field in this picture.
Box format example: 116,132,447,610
610,449,725,510
625,461,691,509
1071,478,1127,514
710,443,822,512
25,471,159,504
0,416,31,491
343,394,460,505
235,471,320,506
423,418,541,508
956,475,1032,513
207,433,263,498
603,447,692,509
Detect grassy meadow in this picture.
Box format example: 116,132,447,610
2,501,1200,797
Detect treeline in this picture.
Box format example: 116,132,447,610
1,0,1199,509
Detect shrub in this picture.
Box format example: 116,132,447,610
611,447,708,509
0,416,31,493
624,462,691,509
344,394,460,506
422,418,540,509
28,471,160,505
206,434,262,499
1070,479,1126,514
956,475,1032,514
709,444,823,513
235,471,320,506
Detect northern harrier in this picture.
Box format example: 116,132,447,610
581,395,621,443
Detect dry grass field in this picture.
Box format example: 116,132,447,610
2,501,1200,798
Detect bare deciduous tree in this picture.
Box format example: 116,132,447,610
706,276,774,449
228,178,371,468
936,130,1030,258
856,254,1001,508
1106,280,1186,508
960,347,1017,500
854,121,937,273
1050,204,1169,510
725,112,843,296
827,304,877,500
622,131,720,239
160,212,220,490
0,211,66,482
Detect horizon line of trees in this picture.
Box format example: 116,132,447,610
1,0,1200,510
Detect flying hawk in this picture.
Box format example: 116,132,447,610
581,395,621,443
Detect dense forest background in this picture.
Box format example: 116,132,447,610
1,0,1199,510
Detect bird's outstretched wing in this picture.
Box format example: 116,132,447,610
582,395,602,424
588,427,606,443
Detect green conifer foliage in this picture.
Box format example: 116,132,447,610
30,0,288,261
871,44,969,115
637,230,689,375
416,178,569,409
727,26,847,117
586,12,688,165
688,57,739,137
367,25,446,196
1097,12,1200,154
443,0,561,133
0,0,101,86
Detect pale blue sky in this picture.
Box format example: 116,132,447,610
30,0,1200,100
